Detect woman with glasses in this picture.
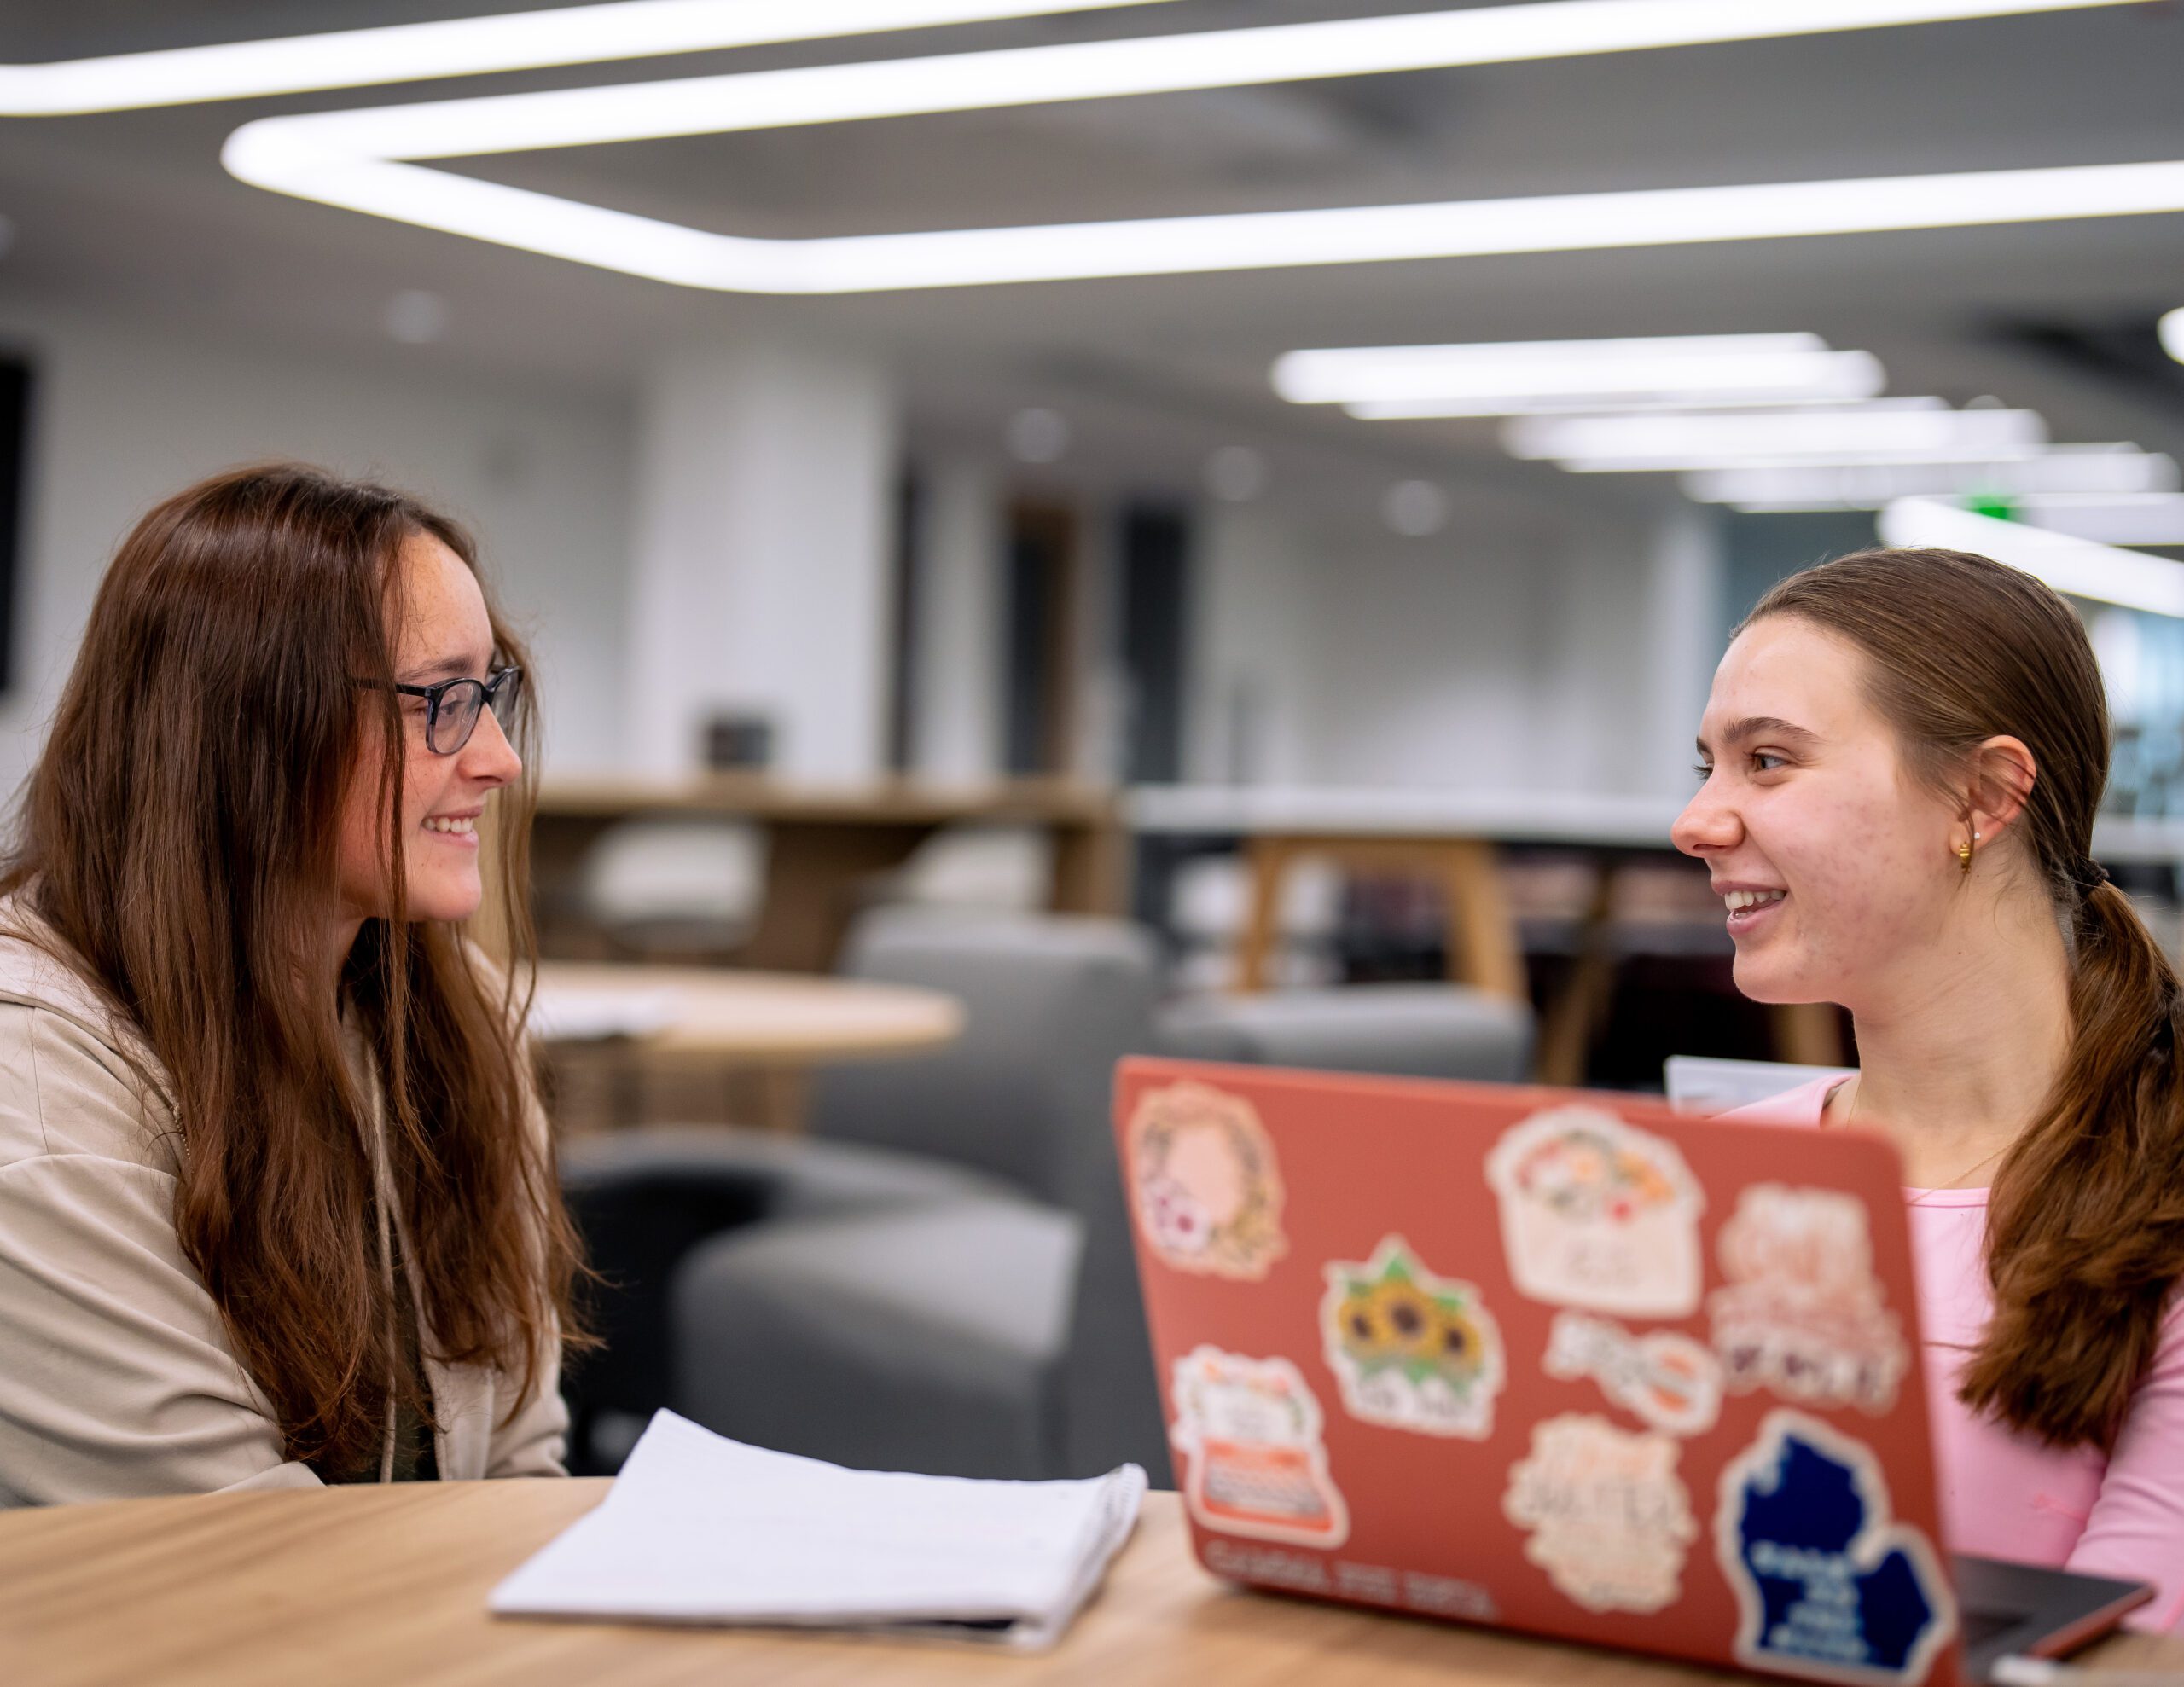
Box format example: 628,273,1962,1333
0,462,584,1501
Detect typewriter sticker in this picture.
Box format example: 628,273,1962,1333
1716,1411,1956,1685
1171,1346,1350,1549
1321,1235,1505,1440
1502,1412,1697,1615
1127,1082,1287,1280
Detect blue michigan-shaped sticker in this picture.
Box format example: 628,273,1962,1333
1715,1411,1957,1685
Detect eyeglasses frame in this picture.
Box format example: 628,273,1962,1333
370,665,524,756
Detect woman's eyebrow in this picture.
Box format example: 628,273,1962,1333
1694,716,1822,757
397,651,492,684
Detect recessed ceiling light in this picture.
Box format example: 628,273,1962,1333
2160,306,2184,365
382,287,450,343
0,0,1171,115
1879,496,2184,617
1005,407,1069,463
1205,446,1271,503
1383,480,1450,537
220,0,2182,293
1508,406,2047,468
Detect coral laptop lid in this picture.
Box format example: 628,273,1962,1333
1115,1057,1967,1687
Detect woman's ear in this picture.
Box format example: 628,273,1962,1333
1966,734,2038,838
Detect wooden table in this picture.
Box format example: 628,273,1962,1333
530,962,963,1133
7,1483,2179,1687
531,777,1124,974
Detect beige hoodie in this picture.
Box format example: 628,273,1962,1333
0,898,567,1504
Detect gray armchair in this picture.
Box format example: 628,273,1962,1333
669,909,1172,1482
1157,982,1534,1083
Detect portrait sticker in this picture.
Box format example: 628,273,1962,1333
1502,1412,1698,1614
1170,1346,1350,1549
1715,1411,1957,1685
1321,1234,1506,1440
1543,1310,1723,1438
1710,1185,1908,1416
1127,1081,1287,1279
1485,1105,1705,1317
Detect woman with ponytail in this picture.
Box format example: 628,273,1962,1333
1676,546,2184,1628
0,463,584,1500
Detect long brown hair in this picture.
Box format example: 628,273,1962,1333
1748,547,2184,1449
2,462,584,1472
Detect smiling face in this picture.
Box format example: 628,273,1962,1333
1671,616,1964,1008
335,531,522,930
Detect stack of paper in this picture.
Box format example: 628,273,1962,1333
491,1412,1148,1651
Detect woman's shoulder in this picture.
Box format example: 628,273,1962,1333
0,896,179,1176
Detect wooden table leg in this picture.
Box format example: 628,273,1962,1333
1535,858,1623,1087
1234,837,1295,994
1773,1001,1849,1068
1442,839,1526,1001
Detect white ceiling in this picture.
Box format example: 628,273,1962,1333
2,0,2181,516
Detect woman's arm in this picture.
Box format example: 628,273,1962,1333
0,1006,322,1504
2065,1303,2184,1631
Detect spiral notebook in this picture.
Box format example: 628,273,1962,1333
490,1411,1147,1651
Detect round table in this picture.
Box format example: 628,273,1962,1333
528,962,963,1132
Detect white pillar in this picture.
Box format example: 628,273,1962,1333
908,459,1004,781
1640,507,1726,798
626,340,897,781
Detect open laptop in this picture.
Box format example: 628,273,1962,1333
1113,1058,2153,1687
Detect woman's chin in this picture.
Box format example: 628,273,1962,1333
407,874,485,925
1729,951,1822,1006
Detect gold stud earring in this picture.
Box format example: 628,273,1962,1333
1957,830,1979,874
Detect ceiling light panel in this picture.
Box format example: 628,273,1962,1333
0,0,1175,115
1879,497,2184,617
2162,307,2184,364
1507,406,2048,466
215,0,2180,293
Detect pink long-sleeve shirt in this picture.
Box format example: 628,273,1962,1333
1734,1076,2184,1631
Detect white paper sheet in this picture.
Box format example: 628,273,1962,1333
491,1411,1147,1651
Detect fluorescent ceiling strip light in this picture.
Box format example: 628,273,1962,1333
0,0,1176,116
220,128,2184,294
1687,450,2180,507
212,0,2159,158
1273,333,1884,407
1346,390,1915,420
1507,406,2046,463
2162,306,2184,364
1879,497,2184,617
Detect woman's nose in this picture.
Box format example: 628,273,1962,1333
460,703,522,788
1671,780,1740,859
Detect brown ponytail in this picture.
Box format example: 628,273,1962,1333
1748,548,2184,1450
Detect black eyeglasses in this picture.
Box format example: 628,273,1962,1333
371,666,523,756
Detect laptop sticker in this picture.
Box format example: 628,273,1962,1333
1710,1186,1908,1415
1127,1081,1287,1280
1321,1235,1506,1439
1715,1410,1957,1685
1543,1311,1723,1438
1485,1105,1705,1317
1502,1412,1699,1614
1170,1346,1350,1548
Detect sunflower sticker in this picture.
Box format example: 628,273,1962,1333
1126,1081,1287,1280
1320,1235,1505,1439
